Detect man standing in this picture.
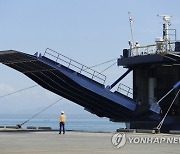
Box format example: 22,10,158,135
59,111,66,134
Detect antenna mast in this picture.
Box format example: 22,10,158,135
128,12,135,47
157,15,172,51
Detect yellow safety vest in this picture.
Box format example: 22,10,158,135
60,114,66,122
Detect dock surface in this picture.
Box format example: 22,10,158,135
0,131,180,154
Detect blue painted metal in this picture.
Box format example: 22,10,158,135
0,49,180,132
118,53,180,67
110,69,132,89
39,54,137,111
173,81,180,89
0,50,139,122
44,48,106,84
150,103,161,114
150,80,180,114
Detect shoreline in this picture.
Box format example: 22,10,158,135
1,126,180,135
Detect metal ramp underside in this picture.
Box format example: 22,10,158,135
0,50,138,122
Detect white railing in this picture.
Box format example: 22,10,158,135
130,42,175,57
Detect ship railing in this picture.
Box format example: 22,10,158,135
117,83,134,99
130,42,175,57
117,83,156,104
43,48,106,84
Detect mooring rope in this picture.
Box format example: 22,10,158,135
0,85,38,100
0,57,117,126
156,89,180,131
17,97,63,127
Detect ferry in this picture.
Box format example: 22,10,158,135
0,15,179,132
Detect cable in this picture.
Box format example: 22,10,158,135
81,58,117,72
88,58,117,69
16,59,116,127
0,84,38,100
0,57,117,127
0,83,63,127
92,62,116,80
156,89,180,131
17,97,63,127
100,62,117,73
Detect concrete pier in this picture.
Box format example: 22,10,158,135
0,131,180,154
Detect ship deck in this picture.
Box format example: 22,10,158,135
118,52,180,67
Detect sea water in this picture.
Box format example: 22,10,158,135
0,114,125,132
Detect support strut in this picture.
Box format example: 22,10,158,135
109,69,132,90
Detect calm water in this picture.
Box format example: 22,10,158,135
0,114,125,132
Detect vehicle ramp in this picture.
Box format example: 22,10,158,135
0,49,137,121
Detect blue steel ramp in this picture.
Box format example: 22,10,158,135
0,49,137,122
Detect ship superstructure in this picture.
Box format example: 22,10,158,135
117,15,180,131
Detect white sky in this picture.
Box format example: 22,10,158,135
0,0,180,116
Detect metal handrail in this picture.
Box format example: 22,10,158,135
117,83,156,103
43,48,106,84
130,42,176,56
117,83,134,98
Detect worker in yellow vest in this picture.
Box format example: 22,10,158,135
59,111,66,134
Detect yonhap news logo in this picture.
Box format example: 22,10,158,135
111,133,126,148
111,133,180,148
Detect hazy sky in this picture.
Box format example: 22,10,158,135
0,0,180,117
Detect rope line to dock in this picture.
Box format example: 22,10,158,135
18,97,63,127
0,58,118,102
0,84,38,100
156,89,180,131
0,58,118,126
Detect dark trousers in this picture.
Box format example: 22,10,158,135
59,122,65,134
